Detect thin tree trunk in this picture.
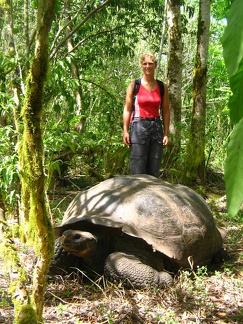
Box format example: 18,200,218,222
50,0,86,183
65,0,83,118
18,0,56,321
3,0,24,132
185,0,211,180
165,0,182,167
24,0,30,73
156,0,167,79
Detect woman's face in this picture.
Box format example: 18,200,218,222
141,57,156,76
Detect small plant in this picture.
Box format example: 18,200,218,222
0,289,10,307
144,306,152,314
64,289,72,298
159,310,179,324
107,309,116,323
98,304,116,323
196,265,208,277
56,302,68,316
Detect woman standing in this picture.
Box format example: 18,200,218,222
123,53,170,177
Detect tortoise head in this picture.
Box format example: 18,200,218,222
61,229,98,259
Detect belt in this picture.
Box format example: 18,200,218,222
133,117,160,121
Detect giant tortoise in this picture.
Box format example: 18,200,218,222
51,174,224,288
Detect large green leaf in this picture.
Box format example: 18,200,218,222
228,58,243,124
223,0,243,217
222,0,243,77
224,117,243,217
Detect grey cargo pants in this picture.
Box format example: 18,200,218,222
129,117,163,177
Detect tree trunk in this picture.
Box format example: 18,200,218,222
50,0,85,182
156,0,167,79
185,0,211,180
18,0,56,322
165,0,182,168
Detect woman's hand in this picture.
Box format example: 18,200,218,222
123,132,130,146
163,135,169,146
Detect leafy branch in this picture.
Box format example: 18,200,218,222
50,0,111,60
65,21,138,57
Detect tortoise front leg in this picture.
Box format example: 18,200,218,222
104,252,173,289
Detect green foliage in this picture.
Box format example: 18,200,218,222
2,0,167,192
204,23,230,170
0,125,19,211
0,219,35,324
212,0,234,20
0,0,234,206
222,0,243,217
228,58,243,124
224,118,243,217
222,0,243,77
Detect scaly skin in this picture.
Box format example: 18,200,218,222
52,229,173,288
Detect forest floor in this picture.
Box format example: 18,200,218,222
0,172,243,324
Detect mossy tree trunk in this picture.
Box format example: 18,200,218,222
184,0,211,181
18,0,56,322
166,0,182,168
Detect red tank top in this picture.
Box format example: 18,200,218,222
133,83,162,118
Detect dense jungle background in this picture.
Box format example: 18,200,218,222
0,0,243,323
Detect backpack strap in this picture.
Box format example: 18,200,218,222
132,78,141,113
157,80,164,114
157,80,164,99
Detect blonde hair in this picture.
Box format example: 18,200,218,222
140,53,157,65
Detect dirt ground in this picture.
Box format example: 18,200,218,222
0,182,243,324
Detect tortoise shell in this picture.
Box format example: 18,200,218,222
55,175,223,269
